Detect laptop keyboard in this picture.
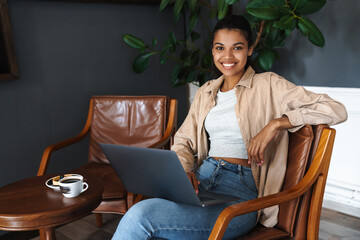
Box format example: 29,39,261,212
198,191,218,201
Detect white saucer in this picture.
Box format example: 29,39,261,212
45,174,83,191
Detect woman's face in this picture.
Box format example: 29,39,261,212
212,29,253,81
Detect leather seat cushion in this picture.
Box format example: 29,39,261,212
72,162,126,199
238,224,289,240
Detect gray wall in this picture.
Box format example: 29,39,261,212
0,0,188,188
273,0,360,88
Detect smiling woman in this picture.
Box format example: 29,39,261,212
0,0,17,81
212,29,253,91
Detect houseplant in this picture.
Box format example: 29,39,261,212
123,0,326,87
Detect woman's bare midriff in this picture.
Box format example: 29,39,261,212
211,157,251,168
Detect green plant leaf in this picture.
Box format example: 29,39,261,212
162,41,170,53
188,0,196,13
184,56,191,67
189,13,199,31
186,70,197,84
169,30,177,45
151,37,157,47
217,0,229,20
159,0,170,11
180,49,191,60
123,34,146,49
198,72,208,86
290,0,307,10
265,27,287,48
266,0,287,4
167,30,177,52
190,31,201,42
210,6,218,19
160,55,168,64
285,29,292,38
132,52,157,73
174,0,185,22
274,15,296,30
171,63,182,87
243,12,261,24
176,39,185,45
258,48,277,70
201,53,212,68
225,0,239,5
190,50,200,65
159,41,171,64
296,0,326,15
246,0,286,20
180,49,192,67
159,48,168,64
264,21,274,34
277,5,293,15
298,16,325,47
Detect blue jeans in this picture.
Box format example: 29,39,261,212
112,157,258,240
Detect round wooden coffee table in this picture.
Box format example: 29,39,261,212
0,174,103,240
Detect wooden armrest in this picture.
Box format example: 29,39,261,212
37,99,94,176
208,128,335,240
149,99,178,149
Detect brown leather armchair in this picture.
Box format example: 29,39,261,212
209,124,336,240
37,95,177,226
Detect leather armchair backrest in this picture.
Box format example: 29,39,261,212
88,96,169,164
291,124,328,239
277,125,314,234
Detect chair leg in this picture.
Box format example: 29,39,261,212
39,229,45,240
96,213,103,228
127,192,135,209
39,228,56,240
127,192,144,209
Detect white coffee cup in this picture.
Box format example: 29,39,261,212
59,176,88,198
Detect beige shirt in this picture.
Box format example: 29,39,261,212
171,66,348,227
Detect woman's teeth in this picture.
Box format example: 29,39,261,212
223,63,235,68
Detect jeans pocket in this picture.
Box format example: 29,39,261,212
195,158,217,182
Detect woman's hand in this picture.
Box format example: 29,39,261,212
186,172,200,194
248,117,293,166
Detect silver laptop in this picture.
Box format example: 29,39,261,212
100,143,240,207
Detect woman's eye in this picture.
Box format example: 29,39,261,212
215,46,223,50
234,47,243,50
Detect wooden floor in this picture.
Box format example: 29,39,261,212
319,208,360,240
1,208,359,240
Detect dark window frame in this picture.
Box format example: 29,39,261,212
0,0,18,81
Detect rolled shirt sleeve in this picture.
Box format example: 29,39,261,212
271,74,348,132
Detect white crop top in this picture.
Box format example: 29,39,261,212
204,89,248,159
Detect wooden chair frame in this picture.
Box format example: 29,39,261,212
37,96,178,228
208,127,336,240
